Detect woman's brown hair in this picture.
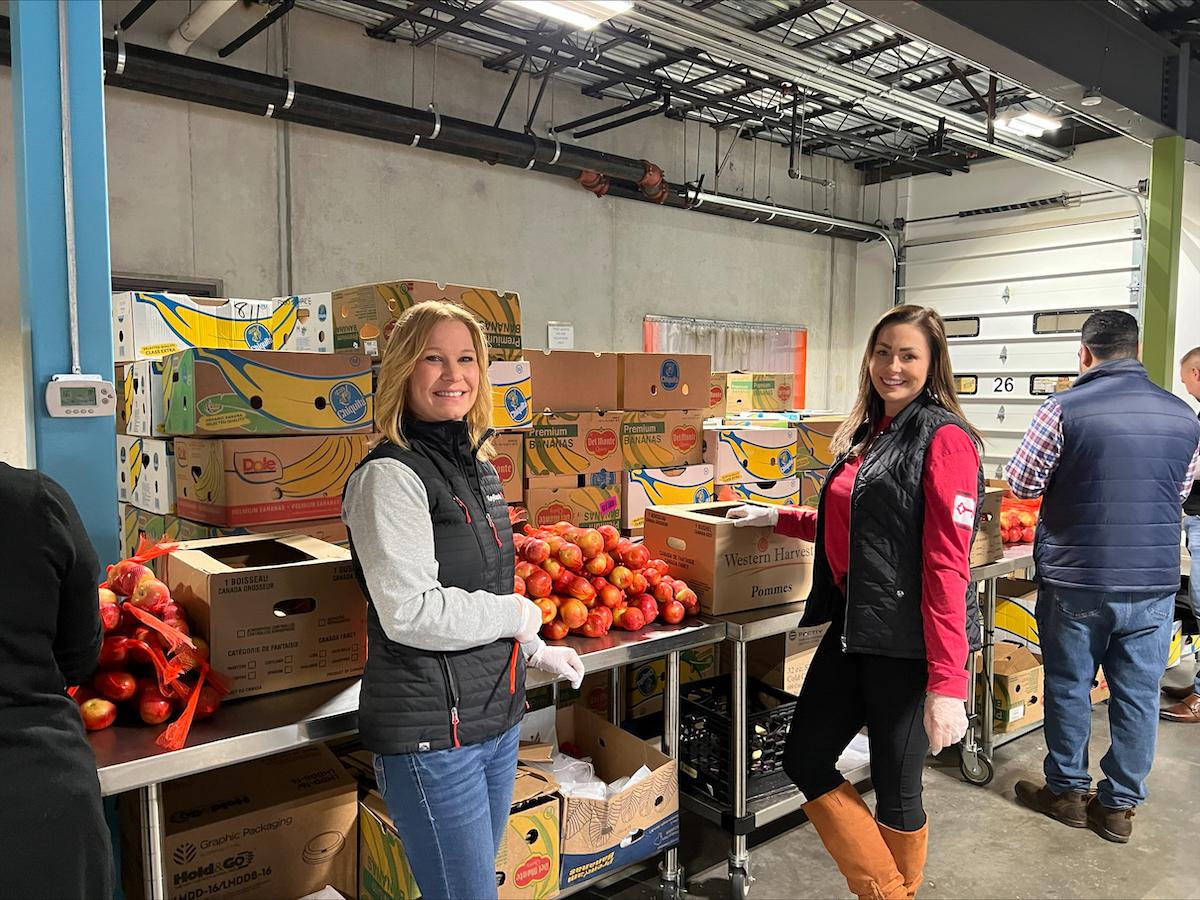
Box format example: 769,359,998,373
831,304,983,458
374,300,496,460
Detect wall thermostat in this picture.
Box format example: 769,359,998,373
45,374,116,418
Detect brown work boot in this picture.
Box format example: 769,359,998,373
802,781,907,900
1160,693,1200,722
1161,683,1195,701
1086,794,1134,843
877,820,927,899
1014,780,1089,828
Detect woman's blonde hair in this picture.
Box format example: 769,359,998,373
375,300,495,460
832,304,982,458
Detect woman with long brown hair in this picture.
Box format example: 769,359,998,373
730,305,983,899
342,300,584,899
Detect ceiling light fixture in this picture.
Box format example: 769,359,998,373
996,111,1062,138
1081,86,1103,107
507,1,634,31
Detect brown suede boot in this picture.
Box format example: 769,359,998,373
802,781,908,900
877,821,928,899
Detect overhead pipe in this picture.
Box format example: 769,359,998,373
166,0,238,55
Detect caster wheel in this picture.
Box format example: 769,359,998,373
730,868,751,899
960,750,994,786
658,880,682,900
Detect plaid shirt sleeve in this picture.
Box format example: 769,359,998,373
1004,397,1063,499
1181,438,1200,504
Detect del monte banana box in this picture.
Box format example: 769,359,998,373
112,291,321,363
619,411,703,470
525,478,620,530
493,432,525,503
622,465,714,531
716,478,799,506
163,348,373,437
703,426,798,485
301,279,522,361
174,434,371,526
525,412,620,476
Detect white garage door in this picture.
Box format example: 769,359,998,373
900,214,1142,477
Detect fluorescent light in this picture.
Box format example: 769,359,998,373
507,1,634,31
1013,111,1062,132
995,111,1062,138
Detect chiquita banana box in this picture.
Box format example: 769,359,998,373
703,426,798,484
490,361,533,429
162,348,373,437
116,435,176,515
622,465,714,530
716,477,799,506
619,411,704,470
794,417,844,470
174,434,372,526
112,291,324,363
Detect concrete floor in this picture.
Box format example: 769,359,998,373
583,665,1200,900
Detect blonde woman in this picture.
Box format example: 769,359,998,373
342,300,583,900
730,305,983,899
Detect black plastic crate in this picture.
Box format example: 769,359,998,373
678,674,797,805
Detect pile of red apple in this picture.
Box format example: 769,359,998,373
513,522,700,641
75,542,226,751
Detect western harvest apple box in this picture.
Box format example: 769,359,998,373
174,434,371,526
112,291,326,362
716,478,800,506
617,353,710,411
117,435,176,515
490,361,533,429
621,465,714,531
643,502,814,615
703,426,798,485
523,350,618,412
619,411,704,470
162,348,373,437
294,279,522,361
164,533,367,699
525,412,621,477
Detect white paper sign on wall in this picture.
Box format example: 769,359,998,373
547,321,575,350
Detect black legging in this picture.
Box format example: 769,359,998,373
783,620,930,831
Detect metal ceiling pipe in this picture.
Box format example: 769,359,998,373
166,0,238,55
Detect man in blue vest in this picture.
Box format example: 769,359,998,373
1004,310,1200,844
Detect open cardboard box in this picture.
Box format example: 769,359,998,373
975,641,1043,733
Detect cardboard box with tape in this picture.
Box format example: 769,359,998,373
721,623,829,695
975,641,1043,734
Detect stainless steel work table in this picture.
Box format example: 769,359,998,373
94,617,727,900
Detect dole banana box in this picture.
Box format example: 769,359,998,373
703,426,798,485
493,432,525,504
524,478,621,530
617,353,710,411
174,434,372,526
525,412,621,476
162,348,373,437
716,478,800,506
619,411,704,470
112,291,322,362
116,435,176,515
794,417,843,470
300,279,522,361
490,361,533,429
622,465,714,531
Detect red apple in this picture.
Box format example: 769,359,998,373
535,598,558,624
643,567,663,589
560,598,589,630
576,529,605,559
594,605,614,631
523,539,550,564
514,575,527,596
190,636,210,663
616,537,634,557
672,579,688,593
621,544,651,571
598,584,624,609
93,669,138,703
98,587,118,607
99,603,122,633
585,551,613,577
515,561,538,580
97,635,130,669
546,535,565,555
581,611,609,639
676,587,699,616
590,576,609,594
550,521,575,536
526,569,553,599
598,525,621,553
649,558,670,576
79,698,117,731
635,593,659,625
628,572,648,596
72,686,98,707
512,533,527,553
129,578,171,612
542,558,564,580
654,581,676,604
614,606,646,631
138,687,174,725
105,560,152,597
608,566,633,590
660,599,686,624
194,685,222,721
558,544,584,573
553,570,576,596
569,576,597,604
542,619,570,641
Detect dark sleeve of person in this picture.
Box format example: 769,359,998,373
42,476,103,685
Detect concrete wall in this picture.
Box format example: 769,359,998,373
0,1,885,465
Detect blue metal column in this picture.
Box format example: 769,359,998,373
11,0,117,559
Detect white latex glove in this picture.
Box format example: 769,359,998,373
924,692,968,755
514,599,545,644
525,638,586,689
727,504,779,528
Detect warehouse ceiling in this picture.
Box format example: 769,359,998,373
1109,0,1200,49
283,0,1118,179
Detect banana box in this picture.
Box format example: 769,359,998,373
119,503,160,560
117,435,176,514
493,432,525,503
306,279,522,361
491,361,533,429
716,478,799,506
174,434,372,526
622,465,714,531
115,359,167,437
703,427,797,485
975,642,1043,734
619,411,703,470
162,348,374,437
724,414,795,429
112,291,317,362
524,478,620,529
794,417,844,470
708,373,728,416
525,412,621,476
799,468,827,506
116,365,134,434
1168,619,1183,668
617,353,710,411
995,578,1039,649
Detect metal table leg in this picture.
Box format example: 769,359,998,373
959,580,994,786
609,667,621,725
140,782,167,900
982,578,997,759
659,650,685,898
728,639,752,898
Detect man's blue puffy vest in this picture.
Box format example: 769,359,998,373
1036,358,1200,593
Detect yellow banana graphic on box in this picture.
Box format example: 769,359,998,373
184,450,220,503
194,349,372,433
629,469,712,505
718,431,795,479
526,425,590,475
127,439,145,493
278,436,366,498
136,292,298,351
718,482,797,506
995,599,1039,646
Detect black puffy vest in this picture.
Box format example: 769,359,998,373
345,418,523,755
800,395,984,658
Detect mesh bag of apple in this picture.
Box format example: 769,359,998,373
513,522,699,639
1000,496,1041,544
75,537,229,749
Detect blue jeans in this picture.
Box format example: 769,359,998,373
1184,515,1200,694
374,724,520,899
1036,585,1175,808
